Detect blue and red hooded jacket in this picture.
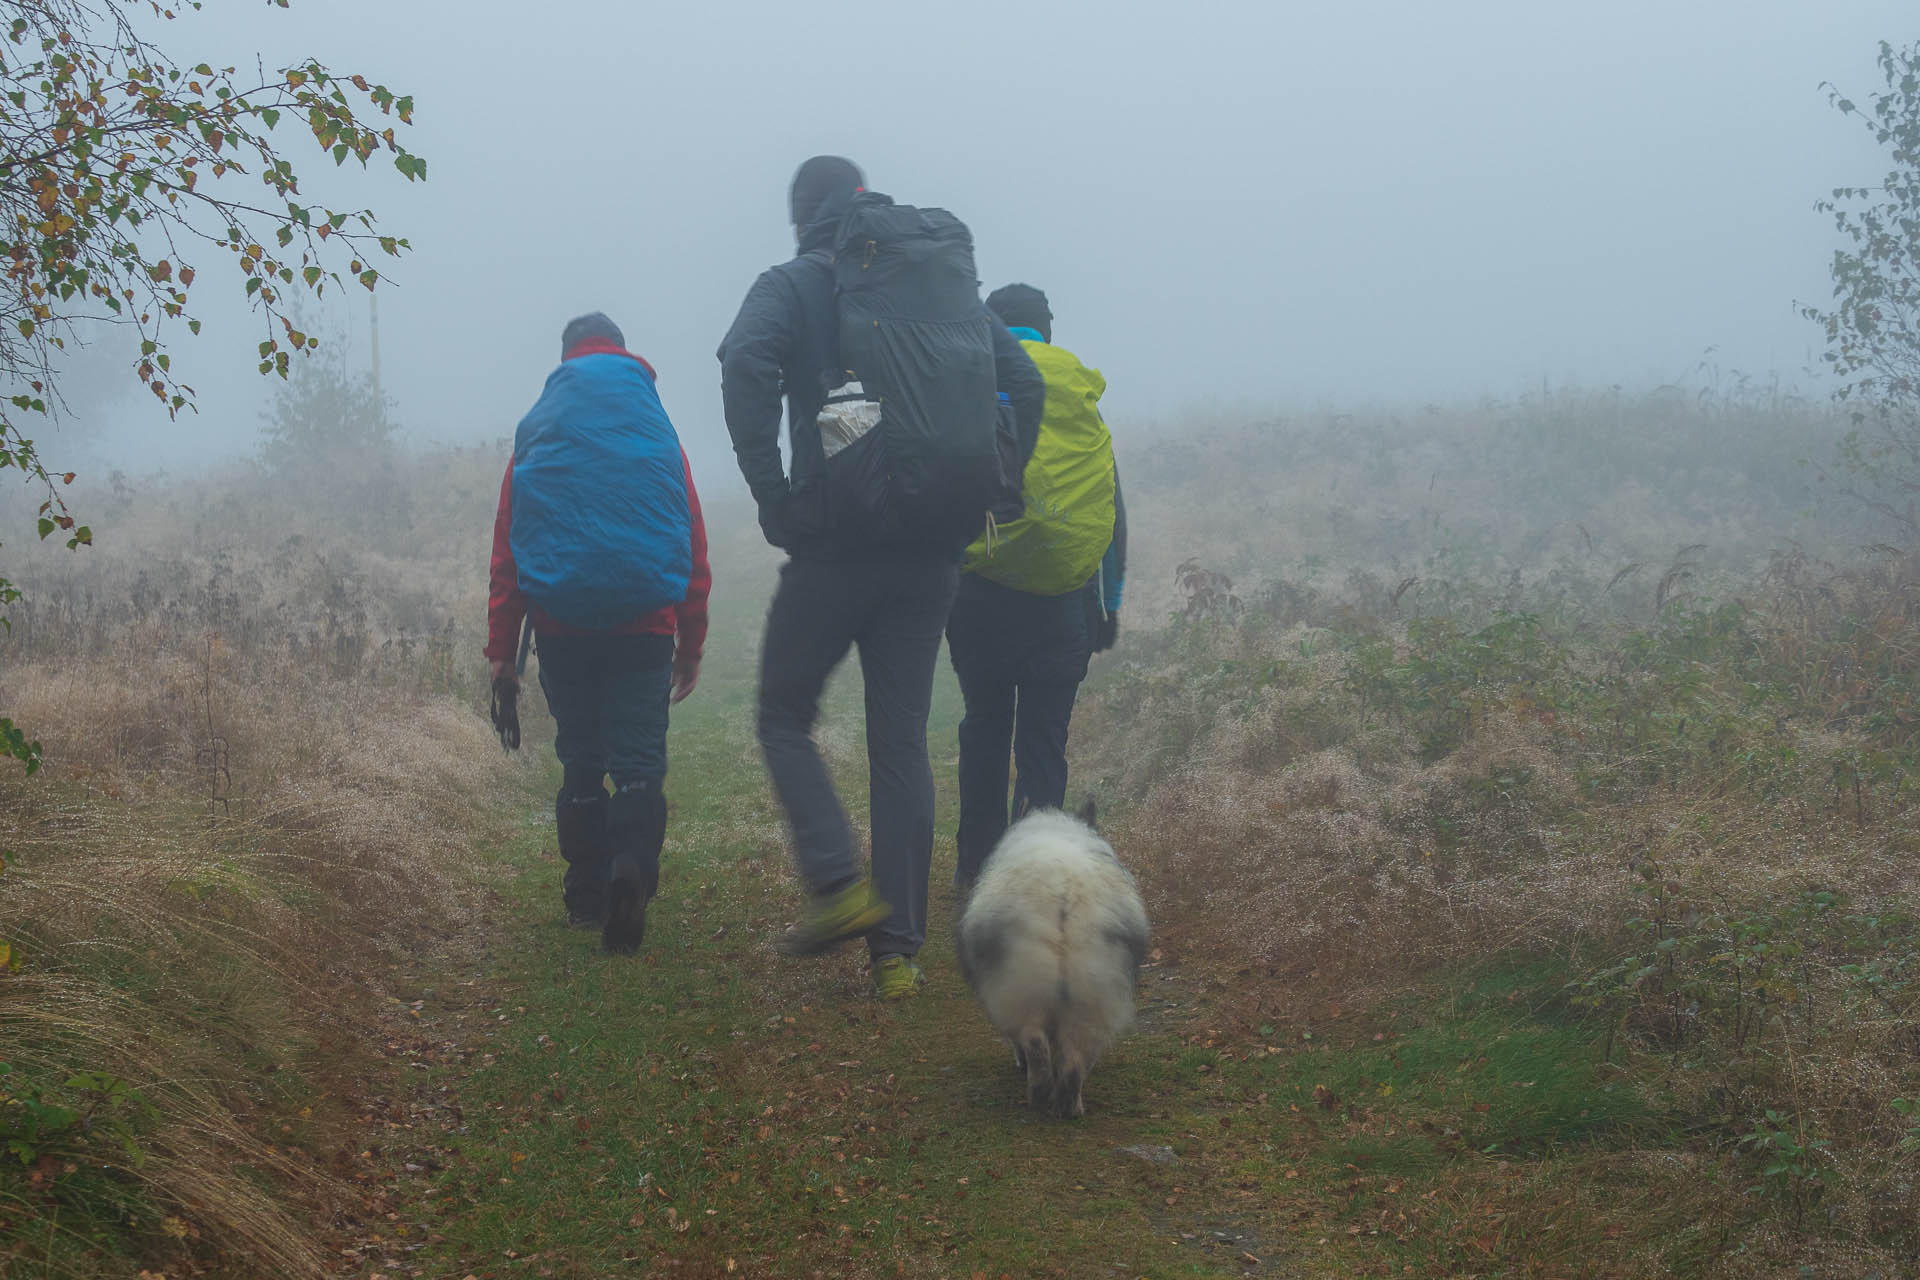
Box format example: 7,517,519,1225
486,338,711,664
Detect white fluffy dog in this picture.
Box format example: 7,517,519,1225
956,803,1150,1118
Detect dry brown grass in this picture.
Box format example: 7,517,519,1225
1,530,528,1274
1074,529,1920,1269
1086,628,1624,1022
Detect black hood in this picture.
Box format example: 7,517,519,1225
797,188,892,254
985,283,1052,343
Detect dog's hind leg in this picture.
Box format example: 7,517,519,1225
1055,1039,1089,1119
1021,1030,1054,1114
1056,1065,1085,1119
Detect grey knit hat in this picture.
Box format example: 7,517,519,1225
560,312,624,356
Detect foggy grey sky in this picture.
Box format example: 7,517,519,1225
57,0,1915,499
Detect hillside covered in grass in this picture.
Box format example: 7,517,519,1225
4,387,1918,1277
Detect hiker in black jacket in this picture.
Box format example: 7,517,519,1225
718,156,1044,999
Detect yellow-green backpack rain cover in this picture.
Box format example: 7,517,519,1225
964,341,1116,595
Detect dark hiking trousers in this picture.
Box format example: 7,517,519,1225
756,556,960,961
946,573,1095,887
537,631,675,913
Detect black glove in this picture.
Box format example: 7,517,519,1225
490,675,521,752
756,493,791,550
1094,612,1119,653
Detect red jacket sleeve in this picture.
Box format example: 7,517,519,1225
485,463,527,664
674,449,711,664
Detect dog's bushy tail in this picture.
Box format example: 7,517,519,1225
960,812,1149,1118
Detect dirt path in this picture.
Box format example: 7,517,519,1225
319,606,1661,1280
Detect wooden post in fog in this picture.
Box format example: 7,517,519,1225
369,291,383,416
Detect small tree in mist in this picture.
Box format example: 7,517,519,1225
0,0,427,770
1805,41,1920,537
258,330,408,527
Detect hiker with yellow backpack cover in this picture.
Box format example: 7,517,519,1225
948,284,1128,891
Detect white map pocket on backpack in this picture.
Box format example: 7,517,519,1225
817,380,883,460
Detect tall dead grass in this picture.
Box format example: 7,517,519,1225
1077,531,1920,1270
1,452,532,1274
1081,620,1621,1011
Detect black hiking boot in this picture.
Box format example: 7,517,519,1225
555,787,610,927
602,780,667,956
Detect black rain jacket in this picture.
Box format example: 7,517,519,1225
717,189,1045,560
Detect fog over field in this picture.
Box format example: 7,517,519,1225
40,0,1913,490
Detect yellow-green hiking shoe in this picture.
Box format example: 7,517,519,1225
873,955,926,1001
775,879,890,957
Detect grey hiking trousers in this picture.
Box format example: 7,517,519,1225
756,555,960,961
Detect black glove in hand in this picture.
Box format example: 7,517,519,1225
1094,612,1120,653
756,495,791,550
490,675,521,752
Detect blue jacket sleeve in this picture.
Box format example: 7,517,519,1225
1102,467,1127,614
991,319,1045,465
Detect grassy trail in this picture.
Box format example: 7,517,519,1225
345,587,1681,1280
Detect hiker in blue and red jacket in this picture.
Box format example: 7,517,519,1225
487,312,712,955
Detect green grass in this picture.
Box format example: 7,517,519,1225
336,580,1706,1280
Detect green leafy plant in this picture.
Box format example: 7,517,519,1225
1739,1109,1830,1227
0,1062,150,1168
1892,1097,1920,1153
0,715,40,776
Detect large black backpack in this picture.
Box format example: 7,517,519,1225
820,193,1019,548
